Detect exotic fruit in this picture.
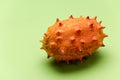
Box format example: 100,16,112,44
40,15,108,63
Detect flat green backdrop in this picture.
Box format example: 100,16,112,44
0,0,120,80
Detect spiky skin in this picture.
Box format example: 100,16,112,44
40,15,108,63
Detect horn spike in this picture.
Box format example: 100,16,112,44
94,16,97,20
58,22,62,26
40,40,43,43
98,26,105,30
65,58,69,64
99,42,105,47
79,57,82,62
60,47,65,54
80,39,85,44
89,23,94,29
50,42,56,48
56,31,61,36
40,46,44,49
56,18,59,22
87,50,92,55
103,34,108,37
92,36,97,41
70,37,75,43
75,28,81,35
99,21,102,24
69,15,74,19
56,36,63,42
78,47,82,52
47,55,50,58
86,16,90,19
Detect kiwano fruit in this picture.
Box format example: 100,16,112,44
40,15,108,63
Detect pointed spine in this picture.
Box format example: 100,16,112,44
60,47,65,54
56,36,63,42
89,23,94,29
80,39,85,44
103,34,108,37
99,42,105,47
94,16,97,20
92,36,97,41
75,28,81,35
87,50,92,55
47,55,50,58
44,33,49,39
70,37,75,43
40,40,44,43
56,18,59,22
44,33,47,36
69,15,74,19
86,16,90,19
98,26,105,30
48,53,54,58
80,16,83,19
79,57,82,62
78,47,82,52
56,30,62,36
50,42,56,48
58,22,62,26
99,21,102,24
40,46,44,49
65,58,69,64
56,18,63,26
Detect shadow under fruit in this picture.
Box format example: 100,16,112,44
47,51,103,73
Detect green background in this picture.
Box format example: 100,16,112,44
0,0,119,80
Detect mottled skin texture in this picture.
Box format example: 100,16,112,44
40,15,108,63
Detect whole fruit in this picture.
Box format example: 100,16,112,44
40,15,108,63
